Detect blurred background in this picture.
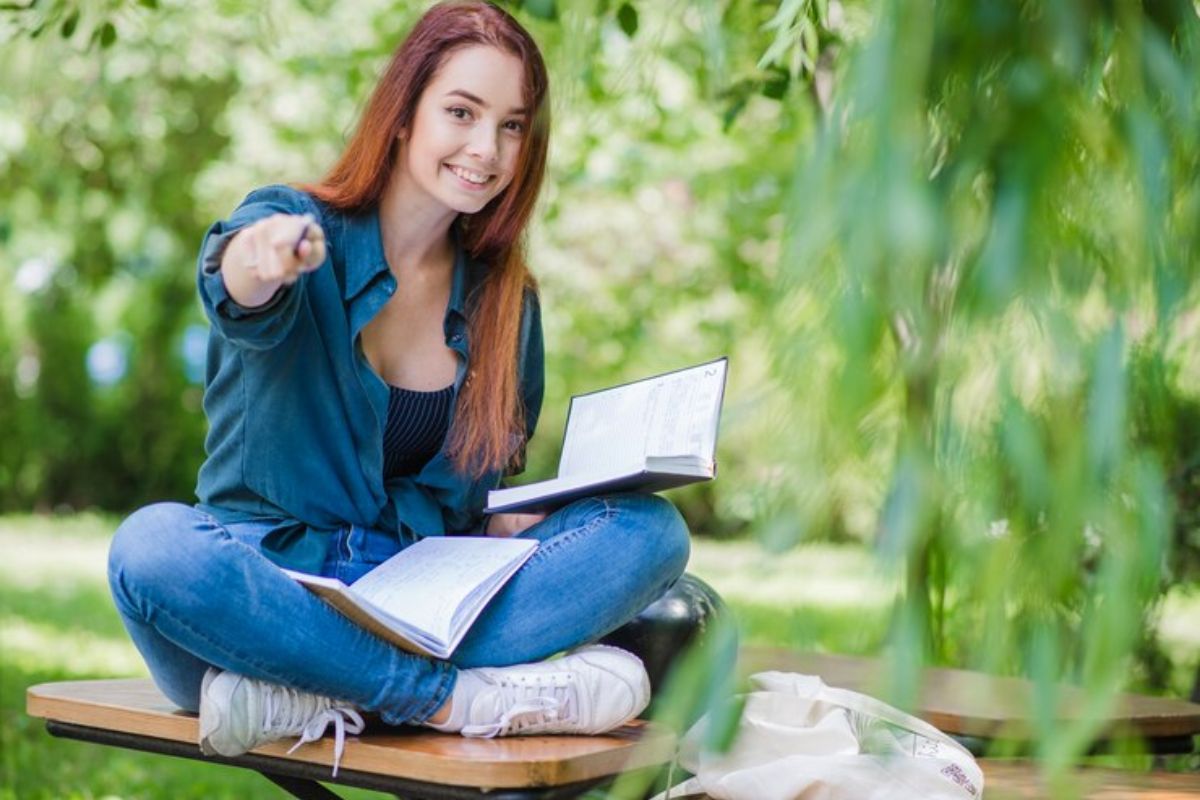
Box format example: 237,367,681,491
2,0,1199,796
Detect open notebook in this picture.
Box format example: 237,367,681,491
283,536,537,659
486,358,728,514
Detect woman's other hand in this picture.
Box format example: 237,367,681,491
221,213,327,308
485,512,546,538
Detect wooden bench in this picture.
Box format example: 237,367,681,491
742,648,1200,754
981,762,1200,799
28,651,1200,798
26,679,676,799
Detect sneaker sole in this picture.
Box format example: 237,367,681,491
198,667,222,756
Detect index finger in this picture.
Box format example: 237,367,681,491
291,214,315,259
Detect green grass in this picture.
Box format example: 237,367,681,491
0,515,381,800
2,514,1198,797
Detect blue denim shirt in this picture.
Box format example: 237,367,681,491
193,185,544,572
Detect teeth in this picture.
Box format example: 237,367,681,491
448,165,490,185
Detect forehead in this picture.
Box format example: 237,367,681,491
426,45,527,111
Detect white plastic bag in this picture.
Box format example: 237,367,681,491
653,671,984,800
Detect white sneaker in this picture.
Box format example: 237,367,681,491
198,668,365,776
458,644,651,738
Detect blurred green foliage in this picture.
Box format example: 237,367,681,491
0,0,810,528
761,0,1200,774
3,0,1200,779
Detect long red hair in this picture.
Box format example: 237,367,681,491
302,1,550,477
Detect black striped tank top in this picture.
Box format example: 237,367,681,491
382,384,454,478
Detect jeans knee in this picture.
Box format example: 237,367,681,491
108,503,201,609
615,494,691,582
654,497,691,581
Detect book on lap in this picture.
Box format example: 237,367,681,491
283,536,537,659
486,357,729,515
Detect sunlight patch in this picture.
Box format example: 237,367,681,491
1,617,147,677
688,541,896,609
1157,591,1200,654
0,529,110,589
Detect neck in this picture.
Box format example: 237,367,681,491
378,169,458,278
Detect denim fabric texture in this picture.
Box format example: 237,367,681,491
108,494,690,724
194,184,545,573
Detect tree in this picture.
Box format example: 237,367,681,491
764,0,1200,771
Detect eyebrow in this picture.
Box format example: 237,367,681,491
444,89,528,116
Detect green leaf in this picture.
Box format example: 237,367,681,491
721,92,749,131
60,10,78,38
1000,397,1050,511
800,17,819,71
522,0,557,21
617,2,637,37
815,0,829,26
762,0,806,33
708,692,747,750
98,21,117,48
758,0,809,70
762,69,790,99
138,0,159,8
1087,322,1126,484
877,447,925,561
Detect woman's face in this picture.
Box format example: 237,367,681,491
398,45,529,216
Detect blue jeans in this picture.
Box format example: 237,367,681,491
107,494,690,726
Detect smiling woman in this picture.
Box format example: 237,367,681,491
398,47,530,204
102,0,691,775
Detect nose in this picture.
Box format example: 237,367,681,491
466,126,500,166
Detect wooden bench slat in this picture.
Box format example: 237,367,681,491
685,764,1200,799
742,649,1200,740
29,668,1200,798
26,679,675,789
980,761,1200,799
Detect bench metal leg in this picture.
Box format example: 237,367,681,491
260,773,346,800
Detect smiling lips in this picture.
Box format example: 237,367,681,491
446,164,494,187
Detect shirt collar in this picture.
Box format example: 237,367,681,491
341,207,476,322
340,206,388,301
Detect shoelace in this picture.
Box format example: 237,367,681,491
461,675,576,738
286,706,365,777
259,684,365,776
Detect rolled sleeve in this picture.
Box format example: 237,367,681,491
197,184,317,350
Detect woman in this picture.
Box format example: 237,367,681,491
106,0,690,770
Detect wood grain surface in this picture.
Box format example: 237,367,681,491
982,762,1200,799
741,648,1200,740
26,679,675,788
684,764,1200,799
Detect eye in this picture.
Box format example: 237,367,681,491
503,119,525,134
447,106,472,120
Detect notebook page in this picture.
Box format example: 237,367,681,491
644,360,726,460
559,360,726,476
558,381,653,477
350,537,536,642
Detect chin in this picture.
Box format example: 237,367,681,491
451,193,500,216
445,200,487,217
